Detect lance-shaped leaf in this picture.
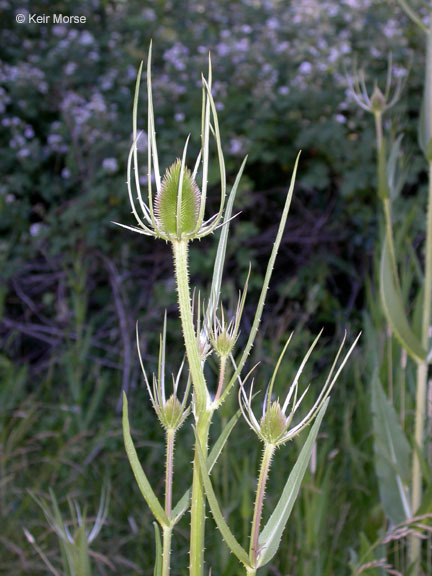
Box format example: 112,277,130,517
206,155,248,324
153,523,162,576
387,135,407,201
195,429,251,570
380,237,426,363
220,152,301,404
122,393,169,527
172,407,242,524
257,400,328,567
371,372,411,525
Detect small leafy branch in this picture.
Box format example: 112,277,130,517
118,44,359,575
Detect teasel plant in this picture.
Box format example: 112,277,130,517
24,488,109,576
348,3,432,572
117,43,359,575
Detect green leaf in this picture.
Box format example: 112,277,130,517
195,430,251,569
257,400,328,567
207,408,242,471
350,533,381,576
153,523,162,576
122,393,169,527
207,155,248,321
221,151,301,403
371,372,411,525
387,135,406,201
172,408,242,524
417,484,432,515
380,237,426,363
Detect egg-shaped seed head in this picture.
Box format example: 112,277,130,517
370,85,386,114
156,160,200,237
212,330,234,358
163,394,184,429
260,401,288,444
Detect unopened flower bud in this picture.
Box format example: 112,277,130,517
163,394,184,429
260,401,288,444
211,329,236,358
370,85,386,114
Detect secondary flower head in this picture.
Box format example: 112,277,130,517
136,314,191,431
29,488,109,547
114,43,227,242
346,53,405,116
259,400,288,444
239,331,360,447
209,267,249,358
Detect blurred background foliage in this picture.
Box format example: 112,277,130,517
0,0,430,574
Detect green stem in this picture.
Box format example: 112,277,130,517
162,527,172,576
165,429,175,517
161,429,175,576
246,568,257,576
190,413,212,576
172,239,212,576
172,239,207,413
409,161,432,570
422,163,432,349
374,111,398,282
250,443,275,566
214,355,227,404
374,111,383,152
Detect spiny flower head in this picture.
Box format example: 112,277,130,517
114,43,228,243
210,305,241,358
259,401,288,444
346,53,405,116
155,159,200,237
29,488,109,547
370,85,386,114
161,393,186,430
209,267,249,359
239,331,360,447
136,314,191,431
